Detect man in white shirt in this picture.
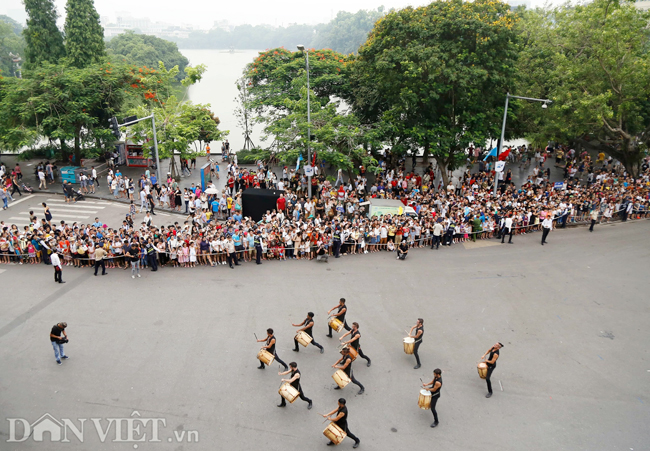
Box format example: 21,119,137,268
541,216,553,245
38,170,47,189
501,215,514,244
50,252,65,283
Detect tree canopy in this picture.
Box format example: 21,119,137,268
312,8,385,55
516,0,650,176
106,31,189,81
349,0,519,184
22,0,65,69
0,16,25,77
64,0,105,68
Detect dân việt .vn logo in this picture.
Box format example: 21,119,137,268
6,410,199,444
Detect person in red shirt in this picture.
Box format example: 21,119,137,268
277,194,286,212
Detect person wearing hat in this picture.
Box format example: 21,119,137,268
292,312,324,353
321,398,360,448
254,230,263,265
481,342,503,398
50,322,69,365
422,368,442,427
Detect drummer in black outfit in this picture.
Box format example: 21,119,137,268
339,322,371,367
332,347,365,395
256,328,288,371
292,312,324,353
422,368,442,427
326,298,351,337
481,342,503,398
408,318,424,369
322,398,360,448
277,362,312,409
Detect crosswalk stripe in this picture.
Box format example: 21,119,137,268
32,204,105,210
46,198,110,205
19,212,90,219
28,206,101,212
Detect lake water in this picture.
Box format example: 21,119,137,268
181,49,264,153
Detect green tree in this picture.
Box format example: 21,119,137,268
350,0,520,185
22,0,65,69
244,47,352,129
517,0,650,176
312,8,386,54
64,0,105,68
126,62,228,178
0,61,153,160
106,31,189,81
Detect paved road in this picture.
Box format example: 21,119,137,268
0,194,181,229
0,220,648,450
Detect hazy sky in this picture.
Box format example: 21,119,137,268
2,0,546,29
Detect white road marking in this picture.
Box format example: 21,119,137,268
19,212,91,219
46,199,110,205
28,206,103,211
6,195,35,207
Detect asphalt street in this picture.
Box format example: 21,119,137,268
0,194,182,229
0,219,648,450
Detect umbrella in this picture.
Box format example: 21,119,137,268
204,187,219,194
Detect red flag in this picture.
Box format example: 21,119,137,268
498,148,510,161
312,151,317,166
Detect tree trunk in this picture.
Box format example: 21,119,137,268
436,156,449,189
60,139,69,163
423,142,430,165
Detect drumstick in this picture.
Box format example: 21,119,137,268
254,333,258,340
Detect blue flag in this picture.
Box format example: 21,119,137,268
483,147,498,161
296,154,303,171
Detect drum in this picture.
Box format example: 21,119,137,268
477,362,488,379
323,422,346,445
332,369,351,388
418,389,432,410
295,331,312,347
403,337,415,355
338,344,358,362
257,349,274,366
278,382,299,403
329,317,344,333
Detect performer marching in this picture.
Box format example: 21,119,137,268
292,312,324,353
322,398,360,448
332,347,365,395
408,318,424,369
481,342,503,398
256,328,288,371
422,368,442,428
278,362,312,409
326,298,351,337
339,322,371,367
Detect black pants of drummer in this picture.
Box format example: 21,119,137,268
280,387,311,406
261,352,287,370
356,347,371,364
413,340,422,366
486,366,495,394
430,395,439,423
328,320,351,336
331,426,359,444
294,337,323,351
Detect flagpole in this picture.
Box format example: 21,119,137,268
493,93,509,196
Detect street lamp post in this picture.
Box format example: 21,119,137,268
493,93,552,196
297,44,312,198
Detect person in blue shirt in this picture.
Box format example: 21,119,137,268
150,174,157,186
233,212,243,223
212,200,220,216
92,218,103,228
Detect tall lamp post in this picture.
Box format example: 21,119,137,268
297,44,312,198
493,93,552,196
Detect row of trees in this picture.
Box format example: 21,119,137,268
172,8,386,55
239,0,650,181
0,0,226,167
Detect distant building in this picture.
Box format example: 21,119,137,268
637,1,650,10
102,13,193,40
